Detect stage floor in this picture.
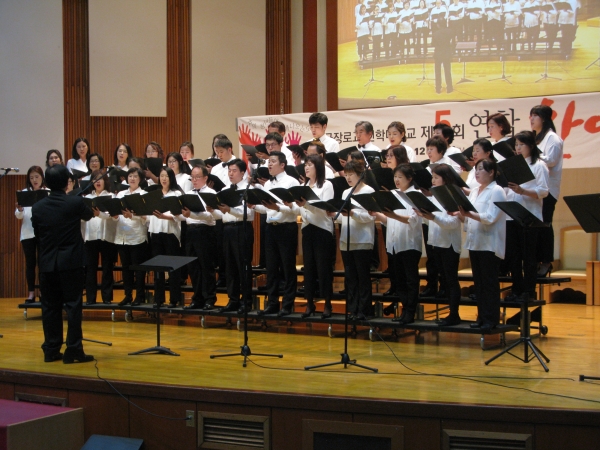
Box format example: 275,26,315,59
1,297,599,412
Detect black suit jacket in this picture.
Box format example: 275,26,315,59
32,190,94,273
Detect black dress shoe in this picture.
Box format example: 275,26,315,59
419,286,437,297
383,303,397,316
434,289,447,299
219,301,240,313
277,309,292,317
118,297,133,306
354,312,366,320
392,311,407,322
102,300,113,304
258,305,280,316
215,279,227,288
131,298,144,306
382,289,395,297
44,352,63,363
85,301,97,306
63,352,94,364
438,315,461,326
301,304,316,319
168,302,179,308
537,262,553,277
321,306,332,319
184,302,205,310
203,303,215,310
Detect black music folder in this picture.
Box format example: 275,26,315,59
373,191,405,211
494,201,549,228
16,190,49,207
431,184,477,213
492,141,515,160
188,158,205,168
328,177,350,200
158,196,183,215
145,157,164,177
143,184,162,193
285,165,301,180
497,155,535,186
563,194,600,233
180,194,206,212
371,167,396,190
310,198,355,214
256,167,270,180
245,188,280,206
448,153,473,172
337,146,360,161
207,174,226,192
71,168,90,179
324,152,344,172
352,193,383,213
122,189,163,216
269,188,295,203
398,191,441,213
290,185,320,201
410,163,433,190
204,157,221,168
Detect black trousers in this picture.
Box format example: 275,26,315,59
223,221,254,304
40,268,85,357
151,232,182,304
432,246,461,317
508,221,539,296
21,237,38,292
186,224,217,305
470,250,500,327
393,249,422,316
118,242,148,300
423,224,443,291
265,222,298,310
302,224,334,303
434,55,453,91
259,214,267,267
341,249,372,315
537,193,557,264
85,239,117,303
215,219,226,281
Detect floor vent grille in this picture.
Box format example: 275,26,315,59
444,429,532,450
199,411,269,449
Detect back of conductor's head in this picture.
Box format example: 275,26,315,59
45,164,69,191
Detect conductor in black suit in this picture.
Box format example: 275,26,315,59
432,20,455,94
31,164,95,363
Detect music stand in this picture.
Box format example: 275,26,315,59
585,41,600,70
489,56,512,84
485,201,550,371
305,171,378,373
536,41,561,83
455,42,476,84
129,255,196,356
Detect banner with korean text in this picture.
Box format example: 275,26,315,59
237,93,600,169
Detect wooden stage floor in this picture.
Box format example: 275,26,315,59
1,296,599,412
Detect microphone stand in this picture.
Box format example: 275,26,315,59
0,168,14,182
210,180,283,367
305,171,377,372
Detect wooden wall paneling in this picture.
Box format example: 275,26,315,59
266,0,292,115
68,391,130,441
129,396,197,449
338,0,359,44
0,383,15,401
0,175,27,298
302,0,318,112
326,0,338,111
354,414,441,450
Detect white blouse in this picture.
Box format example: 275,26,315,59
385,186,423,253
83,191,117,243
537,130,563,199
147,190,183,240
66,158,88,175
464,181,507,258
512,157,549,221
336,184,375,251
113,187,148,246
175,173,192,193
301,180,335,233
15,188,50,241
428,195,462,253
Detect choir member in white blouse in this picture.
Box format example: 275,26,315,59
329,159,375,320
15,166,47,303
506,131,549,302
386,121,416,162
464,138,496,193
113,168,149,306
166,152,193,193
83,170,117,305
356,4,371,61
45,149,64,168
414,164,462,326
66,138,90,175
456,159,507,331
113,143,132,171
144,141,165,185
371,164,423,324
530,105,563,277
295,154,335,319
397,1,414,58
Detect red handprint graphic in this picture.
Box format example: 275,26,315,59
239,124,263,146
285,130,302,145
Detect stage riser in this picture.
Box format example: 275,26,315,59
0,377,598,450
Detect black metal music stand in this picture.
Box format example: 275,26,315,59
536,41,561,82
129,255,196,356
305,171,378,373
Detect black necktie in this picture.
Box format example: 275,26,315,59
193,189,200,193
270,176,276,182
358,145,366,149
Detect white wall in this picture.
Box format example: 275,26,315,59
89,0,167,117
0,0,64,173
191,0,266,157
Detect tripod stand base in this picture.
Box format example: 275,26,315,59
210,345,283,368
579,374,600,381
485,337,549,372
83,337,112,346
535,73,561,83
129,345,179,356
305,353,378,372
585,58,600,70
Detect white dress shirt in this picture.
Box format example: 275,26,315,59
385,186,423,253
464,181,507,258
301,180,335,233
428,195,462,253
83,191,117,243
113,187,148,245
319,134,341,153
512,157,549,221
254,171,300,223
222,179,255,223
335,184,376,251
427,155,459,173
537,130,563,199
147,190,183,240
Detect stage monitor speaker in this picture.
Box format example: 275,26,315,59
81,434,144,450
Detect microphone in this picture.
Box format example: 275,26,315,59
0,167,19,173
